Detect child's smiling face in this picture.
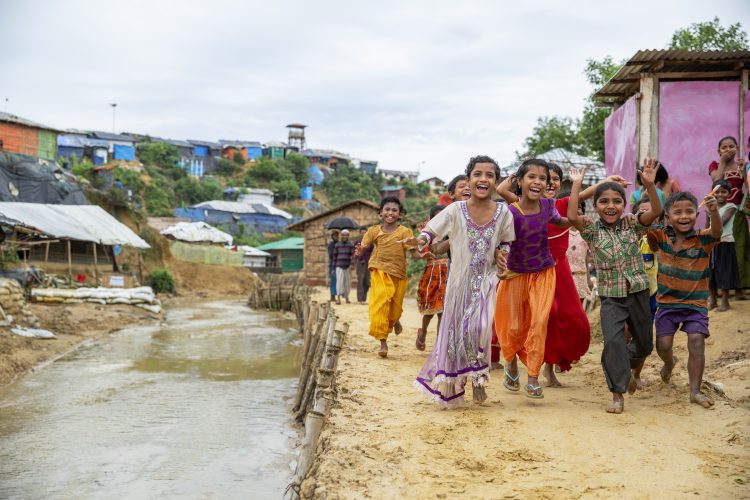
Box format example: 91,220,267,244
468,162,497,199
380,202,401,224
595,189,625,224
521,166,548,201
451,179,471,200
714,187,729,205
545,170,561,199
666,199,698,234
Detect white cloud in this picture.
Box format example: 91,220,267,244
0,0,746,181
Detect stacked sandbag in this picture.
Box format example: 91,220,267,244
0,278,41,327
31,286,162,313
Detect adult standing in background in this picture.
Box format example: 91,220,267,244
354,226,372,304
327,231,339,302
333,229,355,304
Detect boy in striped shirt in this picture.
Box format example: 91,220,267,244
647,191,722,408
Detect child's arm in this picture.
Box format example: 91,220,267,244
636,157,663,226
432,239,451,255
710,149,735,182
720,205,736,226
354,229,373,256
705,195,723,240
579,175,631,201
567,167,587,231
495,176,519,203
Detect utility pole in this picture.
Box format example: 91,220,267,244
109,103,117,133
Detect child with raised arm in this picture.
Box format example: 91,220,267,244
567,158,662,414
646,188,722,408
355,196,412,358
493,159,571,399
408,156,515,406
708,180,741,312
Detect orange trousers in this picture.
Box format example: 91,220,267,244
368,268,407,340
494,267,556,378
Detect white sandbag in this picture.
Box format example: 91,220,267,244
11,327,56,339
135,303,162,314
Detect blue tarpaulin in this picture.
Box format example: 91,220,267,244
113,145,135,161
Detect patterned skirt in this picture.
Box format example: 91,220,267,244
417,258,449,315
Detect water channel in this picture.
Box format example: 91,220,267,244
0,299,301,499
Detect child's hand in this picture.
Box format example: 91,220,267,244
605,174,631,188
569,167,586,184
638,157,658,187
400,236,426,250
581,215,592,226
494,247,508,269
703,194,719,213
720,149,736,164
353,242,362,256
621,213,637,229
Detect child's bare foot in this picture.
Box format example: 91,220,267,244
707,296,716,310
660,355,678,383
690,392,714,408
634,375,650,390
627,371,639,395
472,383,487,404
394,321,402,335
542,364,562,387
415,328,426,351
606,393,624,414
378,340,388,358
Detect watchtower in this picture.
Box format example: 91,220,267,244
286,123,307,150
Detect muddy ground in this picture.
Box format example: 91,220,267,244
303,288,750,499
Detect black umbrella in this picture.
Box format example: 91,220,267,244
325,216,359,230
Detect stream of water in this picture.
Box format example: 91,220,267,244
0,299,301,499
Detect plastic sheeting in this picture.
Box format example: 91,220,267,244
0,203,150,248
0,151,88,204
160,221,233,245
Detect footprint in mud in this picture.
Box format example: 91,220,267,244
495,449,551,463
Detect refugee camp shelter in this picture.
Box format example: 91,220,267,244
286,199,380,286
57,132,110,165
89,131,137,161
263,141,287,159
0,203,150,283
237,245,275,270
501,148,606,193
219,140,263,161
0,151,87,204
0,112,59,161
238,188,274,205
420,176,445,191
174,200,293,234
160,221,233,245
257,237,304,272
594,49,750,217
187,139,222,174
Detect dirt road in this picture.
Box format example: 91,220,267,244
303,288,749,499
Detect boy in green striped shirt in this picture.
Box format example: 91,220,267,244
647,191,722,408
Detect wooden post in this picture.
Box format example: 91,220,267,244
44,241,50,264
66,240,72,282
92,243,99,286
637,73,659,166
137,251,144,286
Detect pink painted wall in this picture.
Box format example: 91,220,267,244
658,81,740,224
604,95,638,206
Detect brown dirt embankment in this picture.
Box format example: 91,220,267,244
303,288,750,499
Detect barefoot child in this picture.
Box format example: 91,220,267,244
414,204,449,351
410,156,515,406
647,190,722,408
355,197,412,358
494,159,571,399
709,180,741,312
567,159,662,414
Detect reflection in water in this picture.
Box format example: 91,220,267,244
0,300,301,499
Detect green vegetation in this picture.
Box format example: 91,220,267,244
520,18,748,161
321,165,380,206
147,268,176,293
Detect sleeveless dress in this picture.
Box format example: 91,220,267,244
543,197,590,372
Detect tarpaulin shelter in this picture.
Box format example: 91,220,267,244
0,151,87,204
0,202,149,282
160,221,233,245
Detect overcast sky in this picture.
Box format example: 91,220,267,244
1,0,746,181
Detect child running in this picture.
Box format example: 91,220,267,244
355,197,412,358
408,156,515,406
414,204,449,351
708,180,741,311
567,159,662,414
496,167,629,387
647,189,722,408
567,201,592,303
494,159,571,399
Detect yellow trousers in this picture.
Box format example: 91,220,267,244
368,268,407,340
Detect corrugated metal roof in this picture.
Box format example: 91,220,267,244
0,112,60,132
57,134,85,147
219,140,263,148
192,200,292,219
594,49,750,104
257,237,304,251
187,139,222,148
89,131,137,142
501,148,605,183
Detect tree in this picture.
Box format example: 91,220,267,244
271,178,300,202
321,165,380,206
233,151,245,165
518,116,582,158
245,157,294,184
215,158,242,177
669,17,749,51
577,56,626,160
174,176,223,205
279,153,310,185
137,142,180,168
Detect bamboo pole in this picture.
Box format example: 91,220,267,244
66,240,72,283
295,312,334,421
44,242,50,264
92,243,99,285
292,304,328,413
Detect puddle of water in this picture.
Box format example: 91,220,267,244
0,299,301,499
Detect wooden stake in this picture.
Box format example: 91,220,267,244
67,240,72,282
92,243,99,286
